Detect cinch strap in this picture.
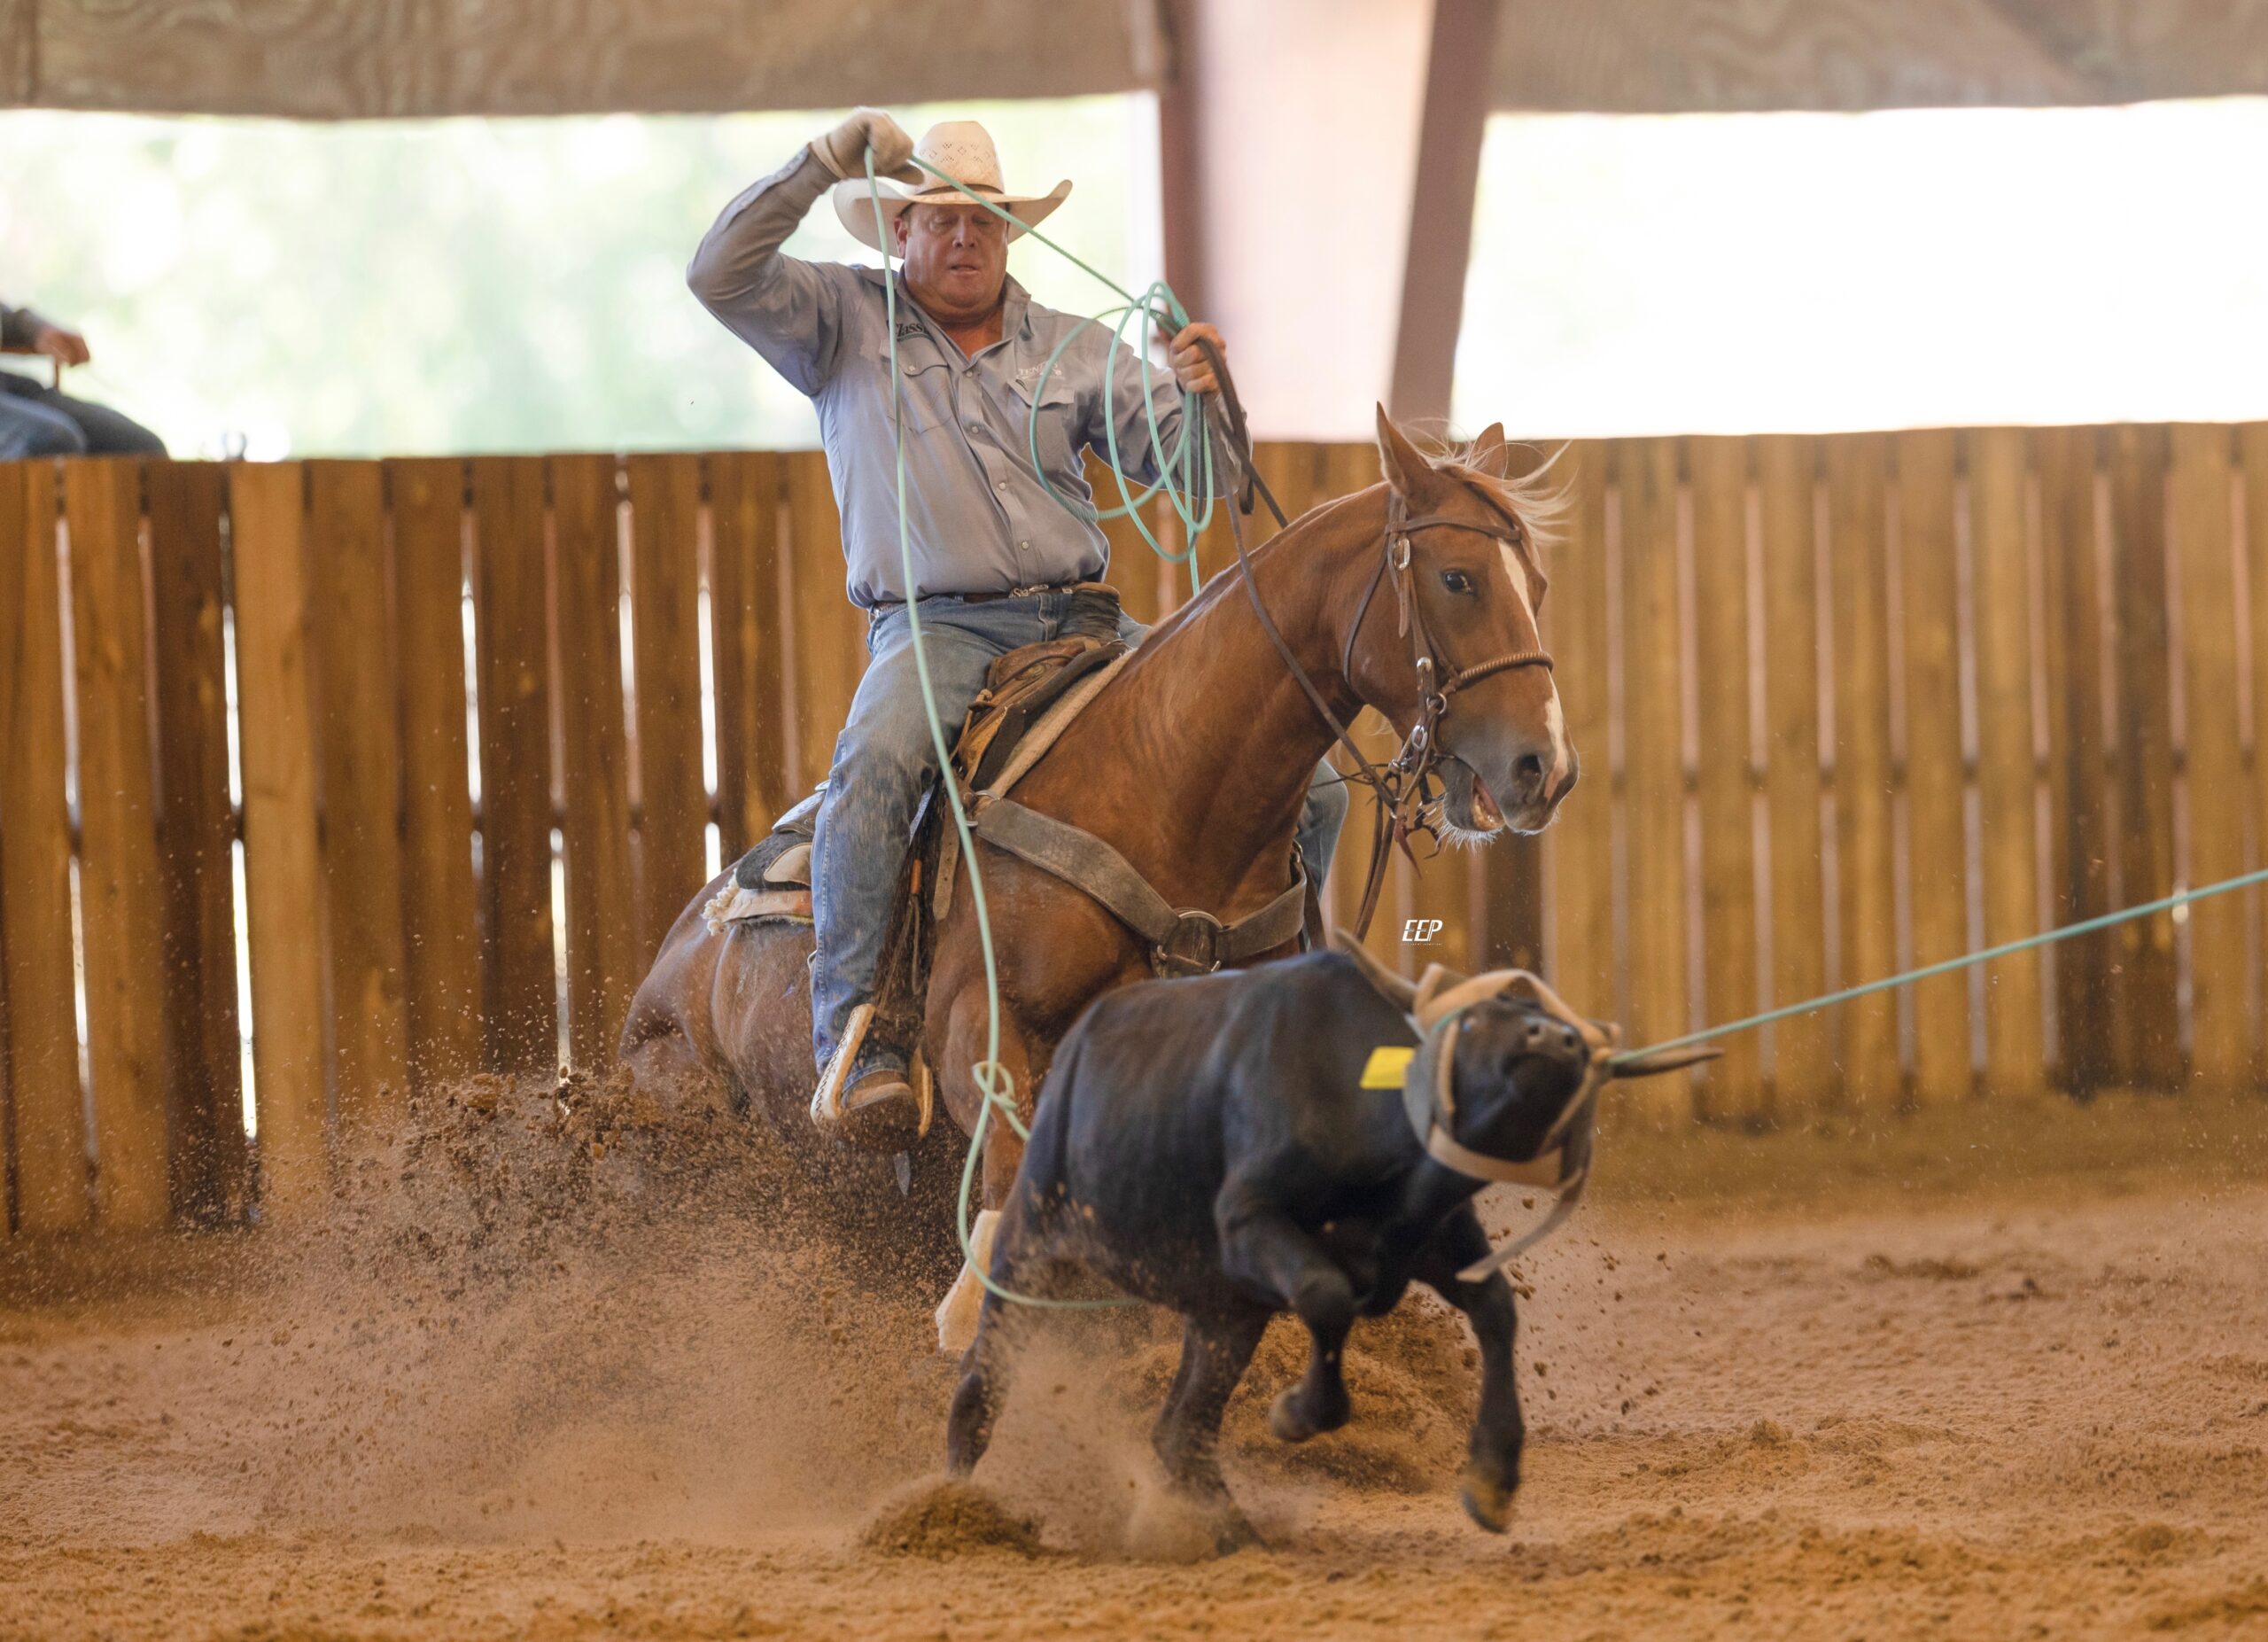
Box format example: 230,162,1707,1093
970,797,1309,976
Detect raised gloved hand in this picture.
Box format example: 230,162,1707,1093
812,108,920,184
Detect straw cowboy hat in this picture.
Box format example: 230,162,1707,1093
831,121,1072,252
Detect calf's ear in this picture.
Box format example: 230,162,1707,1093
1612,1044,1723,1080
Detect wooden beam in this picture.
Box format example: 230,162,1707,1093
1153,0,1208,323
1388,0,1500,424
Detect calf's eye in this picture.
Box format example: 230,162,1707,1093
1441,569,1477,595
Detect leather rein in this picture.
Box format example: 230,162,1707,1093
1193,336,1554,939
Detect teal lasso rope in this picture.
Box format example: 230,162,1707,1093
1613,866,2268,1068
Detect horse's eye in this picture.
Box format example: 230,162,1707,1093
1441,569,1477,595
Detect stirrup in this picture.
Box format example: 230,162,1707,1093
812,1002,935,1153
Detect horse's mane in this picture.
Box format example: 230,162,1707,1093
1410,429,1573,558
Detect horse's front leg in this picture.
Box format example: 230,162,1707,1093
931,981,1039,1353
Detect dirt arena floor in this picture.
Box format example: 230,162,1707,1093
4,1078,2267,1640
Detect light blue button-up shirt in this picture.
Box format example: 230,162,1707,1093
688,147,1199,610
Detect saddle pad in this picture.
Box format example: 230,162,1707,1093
711,794,824,928
730,789,825,891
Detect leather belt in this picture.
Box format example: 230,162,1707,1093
958,580,1113,605
877,580,1114,609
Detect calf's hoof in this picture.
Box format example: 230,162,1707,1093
1267,1384,1350,1444
1459,1463,1518,1534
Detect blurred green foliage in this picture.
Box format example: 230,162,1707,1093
0,97,1147,457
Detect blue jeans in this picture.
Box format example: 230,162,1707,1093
809,586,1349,1075
0,370,166,458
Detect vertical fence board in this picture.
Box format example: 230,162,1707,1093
66,460,173,1228
1619,438,1690,1123
1826,435,1900,1108
785,450,862,796
2035,426,2114,1091
1969,429,2046,1096
144,462,245,1218
1477,837,1545,972
388,457,483,1086
470,457,557,1075
710,450,788,859
307,461,411,1134
229,462,330,1214
1758,435,1832,1115
2247,425,2268,1081
627,453,709,967
1896,429,1971,1102
1545,440,1614,1018
553,454,639,1069
1689,436,1762,1118
0,463,89,1232
2170,424,2249,1089
2106,425,2182,1087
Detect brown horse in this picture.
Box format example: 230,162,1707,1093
619,409,1576,1332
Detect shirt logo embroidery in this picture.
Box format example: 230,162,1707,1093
895,320,924,341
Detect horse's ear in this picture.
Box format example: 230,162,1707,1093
1467,422,1509,476
1376,403,1433,499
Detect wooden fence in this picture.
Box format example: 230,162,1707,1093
2,427,2264,1233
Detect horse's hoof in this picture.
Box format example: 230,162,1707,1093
1268,1388,1317,1444
1268,1385,1348,1444
1210,1508,1263,1556
1459,1464,1517,1534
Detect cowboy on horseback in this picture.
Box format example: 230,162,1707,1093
687,109,1349,1136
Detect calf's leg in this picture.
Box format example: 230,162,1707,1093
1153,1309,1270,1553
1413,1206,1525,1532
944,1288,1014,1477
1217,1191,1355,1443
945,1195,1050,1476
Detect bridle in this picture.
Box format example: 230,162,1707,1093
1194,337,1555,939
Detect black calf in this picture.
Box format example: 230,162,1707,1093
943,949,1667,1547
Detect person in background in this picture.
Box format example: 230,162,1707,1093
1,300,166,457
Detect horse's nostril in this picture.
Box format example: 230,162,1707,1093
1515,752,1546,789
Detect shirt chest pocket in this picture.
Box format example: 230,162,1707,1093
1010,370,1084,474
889,356,953,434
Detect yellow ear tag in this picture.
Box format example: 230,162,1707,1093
1359,1046,1416,1089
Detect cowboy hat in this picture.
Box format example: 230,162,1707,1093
830,121,1072,253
